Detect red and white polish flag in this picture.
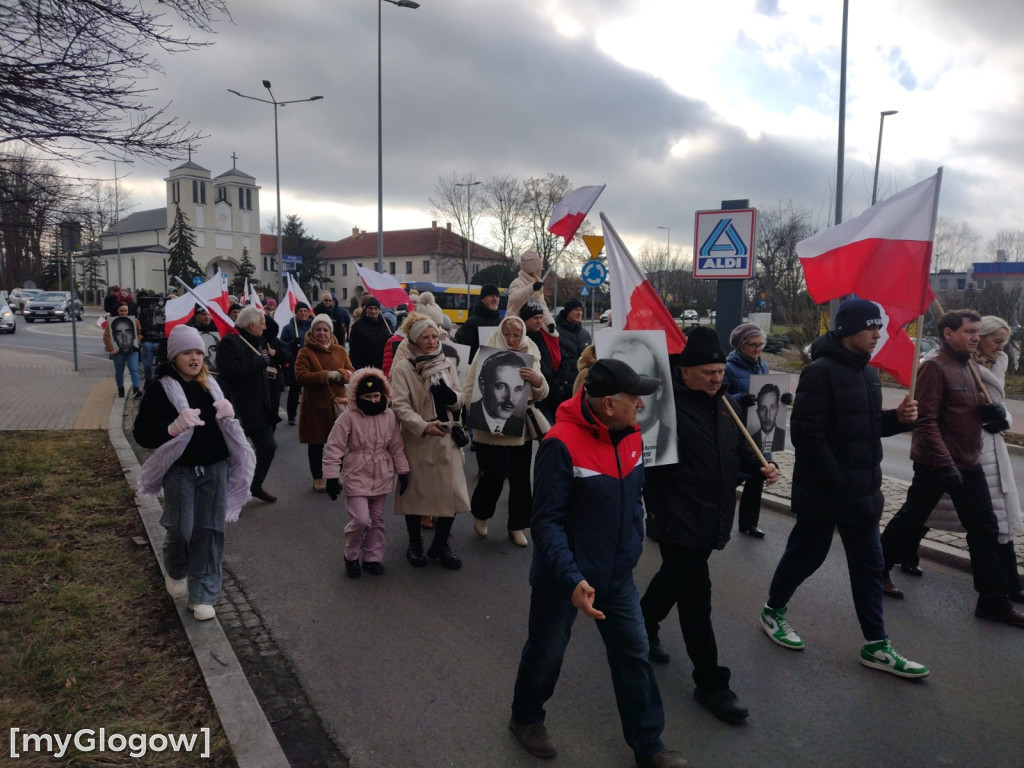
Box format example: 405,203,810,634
548,185,606,246
603,212,687,355
356,266,411,308
797,171,941,315
164,270,233,337
273,273,313,338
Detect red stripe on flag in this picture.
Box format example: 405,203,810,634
548,213,586,243
623,281,687,355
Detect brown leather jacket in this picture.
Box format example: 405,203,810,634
909,343,986,470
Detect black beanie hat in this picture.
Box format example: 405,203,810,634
834,298,882,338
363,296,381,309
563,298,584,313
677,326,727,367
519,300,545,321
480,283,500,299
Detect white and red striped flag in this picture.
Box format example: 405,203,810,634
797,171,940,315
548,185,605,246
603,212,687,355
273,273,313,338
247,280,263,311
165,270,233,337
797,169,942,385
356,265,410,307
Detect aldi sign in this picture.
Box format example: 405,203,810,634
693,208,757,279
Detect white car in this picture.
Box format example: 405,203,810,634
681,309,699,324
600,309,612,325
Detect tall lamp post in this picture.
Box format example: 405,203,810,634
871,109,899,205
378,0,420,272
96,157,134,290
657,225,670,256
455,180,481,318
228,82,323,297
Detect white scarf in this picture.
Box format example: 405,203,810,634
137,376,256,522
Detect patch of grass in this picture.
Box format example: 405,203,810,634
0,431,235,766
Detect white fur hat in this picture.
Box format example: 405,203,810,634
417,292,445,326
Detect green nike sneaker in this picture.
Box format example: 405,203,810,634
759,604,804,650
859,639,930,679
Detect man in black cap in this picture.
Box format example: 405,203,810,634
521,300,574,423
281,302,313,425
455,283,502,362
641,326,778,724
349,296,391,370
509,358,689,768
758,298,931,678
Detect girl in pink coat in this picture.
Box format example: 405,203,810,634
323,367,410,579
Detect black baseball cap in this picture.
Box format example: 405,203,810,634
586,358,660,398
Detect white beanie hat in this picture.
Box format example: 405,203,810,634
417,292,444,326
167,325,204,360
311,313,334,332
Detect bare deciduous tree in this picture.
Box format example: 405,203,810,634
483,174,528,266
987,229,1024,262
932,217,980,273
429,171,486,284
1,0,229,162
754,201,816,324
522,173,571,270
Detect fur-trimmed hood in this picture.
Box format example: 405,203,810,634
346,366,391,405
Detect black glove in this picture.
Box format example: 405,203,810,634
739,392,757,408
260,352,272,366
547,323,556,334
532,281,544,291
983,418,1010,434
430,380,458,406
398,473,409,495
980,403,1006,422
935,465,964,494
781,392,793,406
325,477,341,501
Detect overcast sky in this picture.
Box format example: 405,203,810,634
89,0,1024,260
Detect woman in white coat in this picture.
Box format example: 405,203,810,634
390,313,470,570
900,315,1024,601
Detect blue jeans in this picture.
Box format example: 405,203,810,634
511,578,667,762
140,341,160,383
768,516,886,640
112,351,140,389
161,461,227,606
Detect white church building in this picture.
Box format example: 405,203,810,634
97,156,267,294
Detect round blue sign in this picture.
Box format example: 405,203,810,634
192,276,203,287
581,260,607,287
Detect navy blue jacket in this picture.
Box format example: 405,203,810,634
529,388,647,596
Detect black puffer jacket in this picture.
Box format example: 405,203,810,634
644,372,762,550
555,313,592,370
790,332,910,523
454,301,501,361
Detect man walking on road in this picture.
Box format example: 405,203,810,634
759,298,930,679
881,309,1024,627
509,359,690,768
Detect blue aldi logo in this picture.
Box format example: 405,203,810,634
693,208,757,279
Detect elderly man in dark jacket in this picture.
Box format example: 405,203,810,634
454,283,502,362
641,327,778,725
758,299,929,679
217,306,281,503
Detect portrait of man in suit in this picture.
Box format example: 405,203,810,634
750,381,786,454
468,349,531,437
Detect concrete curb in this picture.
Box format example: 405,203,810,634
107,396,289,768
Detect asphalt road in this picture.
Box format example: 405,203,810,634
228,424,1024,768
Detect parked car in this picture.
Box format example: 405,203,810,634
0,296,15,333
9,288,42,313
22,291,83,323
600,308,612,325
681,309,699,324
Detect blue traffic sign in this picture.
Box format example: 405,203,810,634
281,253,302,266
192,276,203,287
580,286,590,297
581,260,607,287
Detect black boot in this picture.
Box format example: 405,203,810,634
1001,543,1024,603
405,515,427,567
117,387,125,398
427,517,462,570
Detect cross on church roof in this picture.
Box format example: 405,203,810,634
231,152,238,169
186,144,196,162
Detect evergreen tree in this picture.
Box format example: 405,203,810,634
167,204,204,286
232,246,256,296
282,215,329,295
77,247,106,303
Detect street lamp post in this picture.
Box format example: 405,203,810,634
378,0,420,272
455,180,481,318
871,109,899,205
228,82,323,298
657,225,670,256
97,157,134,290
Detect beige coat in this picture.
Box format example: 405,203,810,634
389,354,470,517
463,328,548,448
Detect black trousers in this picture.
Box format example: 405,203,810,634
882,463,1010,609
470,441,534,531
287,381,302,422
736,475,764,530
640,543,729,692
307,443,324,480
246,421,277,492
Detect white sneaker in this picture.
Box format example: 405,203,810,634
189,604,216,621
164,574,187,599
